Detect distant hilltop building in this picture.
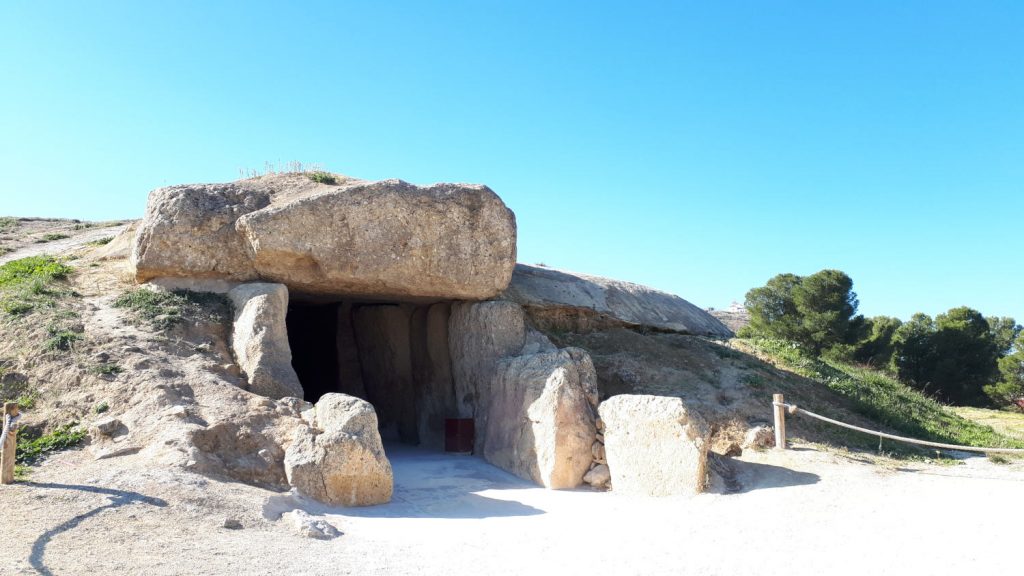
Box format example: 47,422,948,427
707,301,750,333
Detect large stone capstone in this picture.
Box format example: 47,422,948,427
131,173,517,301
503,264,732,337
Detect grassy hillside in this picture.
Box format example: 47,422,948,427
736,338,1024,452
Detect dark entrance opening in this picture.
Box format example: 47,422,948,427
284,299,458,452
286,302,339,405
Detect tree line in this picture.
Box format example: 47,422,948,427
740,269,1023,408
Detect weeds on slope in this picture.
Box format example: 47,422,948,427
739,338,1024,451
114,288,232,331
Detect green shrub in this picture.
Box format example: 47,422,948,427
16,423,87,466
94,401,109,414
308,171,338,185
88,236,114,246
34,233,70,243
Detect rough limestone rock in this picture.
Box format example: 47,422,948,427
284,393,393,506
282,510,342,540
583,464,611,489
742,425,775,449
132,173,517,300
504,264,733,337
598,394,710,496
227,283,303,400
483,349,597,489
448,300,529,447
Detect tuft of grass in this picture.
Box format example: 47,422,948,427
0,256,74,316
34,233,70,243
88,363,122,377
308,171,338,185
45,326,83,351
94,401,109,414
114,288,232,330
88,236,114,246
16,423,87,466
0,216,18,232
742,338,1024,451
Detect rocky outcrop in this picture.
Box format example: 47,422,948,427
503,264,732,337
284,393,393,506
226,283,303,400
598,394,710,496
132,173,517,301
483,349,597,489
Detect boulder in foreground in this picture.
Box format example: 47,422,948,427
284,393,393,506
598,394,710,496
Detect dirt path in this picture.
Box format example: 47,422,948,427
1,443,1020,576
0,223,129,265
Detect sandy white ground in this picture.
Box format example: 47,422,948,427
1,442,1021,576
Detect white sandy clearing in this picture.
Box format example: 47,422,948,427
1,442,1021,576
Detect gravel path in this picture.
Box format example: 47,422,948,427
1,443,1020,575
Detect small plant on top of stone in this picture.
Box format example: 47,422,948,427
308,171,338,185
114,288,232,331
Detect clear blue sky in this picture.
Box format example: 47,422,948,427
2,1,1021,321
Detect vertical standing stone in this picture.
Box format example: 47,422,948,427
1,402,21,485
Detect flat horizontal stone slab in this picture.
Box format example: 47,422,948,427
132,173,517,301
503,264,732,337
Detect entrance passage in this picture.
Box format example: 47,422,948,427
285,300,458,451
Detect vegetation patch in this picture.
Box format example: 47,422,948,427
16,423,87,466
88,236,114,246
308,171,338,185
0,216,17,232
0,256,75,316
114,288,232,330
88,362,122,377
740,338,1024,451
34,233,70,243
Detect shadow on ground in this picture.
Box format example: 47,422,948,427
25,482,168,576
265,443,546,521
708,456,820,495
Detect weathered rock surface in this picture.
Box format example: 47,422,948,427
227,283,303,400
598,394,710,496
132,173,517,301
483,349,597,489
448,300,529,446
742,425,775,449
282,509,342,540
583,463,611,489
284,393,393,506
504,264,733,337
352,305,417,443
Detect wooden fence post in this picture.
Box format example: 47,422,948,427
1,401,20,484
773,393,787,450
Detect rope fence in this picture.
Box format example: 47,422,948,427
771,393,1024,455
